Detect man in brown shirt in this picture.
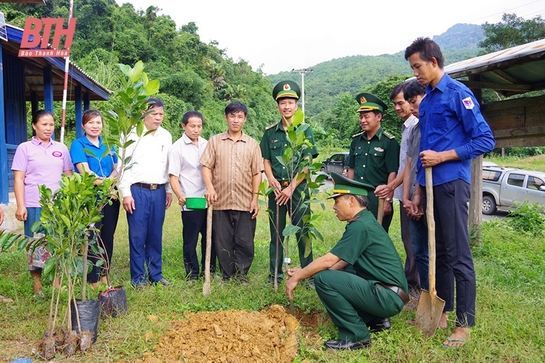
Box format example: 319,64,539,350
200,101,264,282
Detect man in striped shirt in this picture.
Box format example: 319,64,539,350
200,102,264,283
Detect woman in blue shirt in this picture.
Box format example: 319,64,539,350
70,109,120,287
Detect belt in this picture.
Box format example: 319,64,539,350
383,284,410,304
133,183,165,190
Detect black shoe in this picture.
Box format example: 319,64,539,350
367,317,391,332
324,339,370,350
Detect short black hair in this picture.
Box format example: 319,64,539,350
146,97,164,109
182,111,205,126
404,37,445,69
32,109,54,124
390,81,407,101
403,80,426,100
225,101,248,116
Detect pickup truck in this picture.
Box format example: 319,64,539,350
321,152,349,178
482,166,545,215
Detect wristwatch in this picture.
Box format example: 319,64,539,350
385,197,393,203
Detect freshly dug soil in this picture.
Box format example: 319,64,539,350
128,304,326,363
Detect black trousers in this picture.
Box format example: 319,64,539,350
212,210,256,280
430,179,476,327
87,198,120,283
181,209,216,278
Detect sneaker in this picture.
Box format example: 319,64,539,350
131,283,147,290
156,278,171,286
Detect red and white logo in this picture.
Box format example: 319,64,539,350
18,17,77,58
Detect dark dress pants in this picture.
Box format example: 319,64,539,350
432,179,476,327
212,210,256,280
88,198,120,283
181,209,216,278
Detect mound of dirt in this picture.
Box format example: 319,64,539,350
133,304,301,363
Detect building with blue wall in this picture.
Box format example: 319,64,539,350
0,24,110,203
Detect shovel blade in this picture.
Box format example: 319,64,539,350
415,289,446,337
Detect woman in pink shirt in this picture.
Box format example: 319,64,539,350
11,110,73,297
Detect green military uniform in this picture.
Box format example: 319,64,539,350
260,120,319,279
315,173,408,343
348,92,400,232
261,80,319,281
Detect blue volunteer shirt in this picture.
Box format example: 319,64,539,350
417,73,495,186
70,135,118,177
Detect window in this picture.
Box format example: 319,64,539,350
482,169,501,181
526,176,544,190
507,173,525,188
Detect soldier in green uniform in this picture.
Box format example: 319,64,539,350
347,92,400,232
260,80,319,284
286,172,408,350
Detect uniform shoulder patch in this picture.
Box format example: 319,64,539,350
382,130,395,139
352,131,364,138
265,123,278,130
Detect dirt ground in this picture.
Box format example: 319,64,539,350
115,304,327,363
0,304,328,362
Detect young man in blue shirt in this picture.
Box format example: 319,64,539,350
404,37,495,348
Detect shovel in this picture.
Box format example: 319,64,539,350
377,197,384,224
202,204,213,297
415,167,446,336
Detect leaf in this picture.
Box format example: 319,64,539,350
146,79,161,95
282,224,301,237
292,108,305,126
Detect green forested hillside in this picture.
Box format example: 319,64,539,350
0,1,483,148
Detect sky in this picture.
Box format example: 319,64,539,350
114,0,545,75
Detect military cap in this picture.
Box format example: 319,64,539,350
328,172,374,199
272,80,301,100
355,92,388,113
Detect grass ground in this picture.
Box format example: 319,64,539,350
1,185,545,362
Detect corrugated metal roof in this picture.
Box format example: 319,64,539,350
446,38,545,96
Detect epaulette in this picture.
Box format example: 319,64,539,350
265,123,277,130
352,131,364,138
382,130,395,139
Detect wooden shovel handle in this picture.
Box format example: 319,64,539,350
377,197,384,224
425,167,437,294
203,204,213,297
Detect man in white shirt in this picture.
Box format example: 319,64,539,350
119,98,173,287
168,111,216,280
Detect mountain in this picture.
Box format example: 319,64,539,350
432,23,484,50
268,23,486,123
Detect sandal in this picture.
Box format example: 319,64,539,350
33,291,45,299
